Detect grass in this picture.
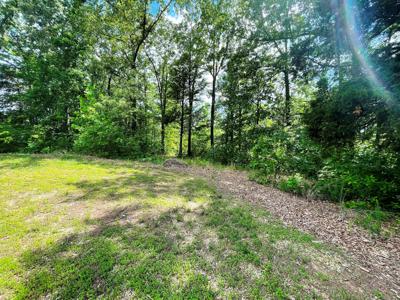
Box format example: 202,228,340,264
181,157,240,170
351,207,400,237
0,154,374,299
340,200,400,236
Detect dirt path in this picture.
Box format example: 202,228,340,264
165,164,400,299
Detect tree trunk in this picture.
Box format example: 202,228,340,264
107,74,112,96
238,108,243,152
179,94,184,158
210,74,216,147
256,97,261,126
187,91,193,157
130,96,137,132
161,119,165,154
160,67,167,155
283,69,290,126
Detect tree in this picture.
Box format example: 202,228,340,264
0,0,91,149
169,55,189,158
249,0,320,126
200,0,232,147
146,21,177,154
174,5,206,157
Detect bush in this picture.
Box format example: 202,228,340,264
27,125,51,153
250,129,289,179
250,129,399,210
314,145,400,208
0,124,30,153
72,89,158,158
278,174,310,196
250,128,322,180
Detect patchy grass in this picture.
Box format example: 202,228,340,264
182,157,239,170
342,201,400,237
0,154,372,299
352,208,400,237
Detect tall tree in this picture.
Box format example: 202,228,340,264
146,22,177,154
175,6,206,157
0,0,91,147
249,0,319,126
200,0,232,147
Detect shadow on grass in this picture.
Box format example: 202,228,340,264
18,203,216,299
3,154,361,298
0,153,143,171
64,172,210,204
0,154,43,170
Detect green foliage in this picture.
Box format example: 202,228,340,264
304,78,387,148
27,125,52,153
0,0,90,151
0,124,30,153
278,174,310,196
314,145,400,208
73,88,158,158
250,129,400,210
251,132,286,178
250,128,322,179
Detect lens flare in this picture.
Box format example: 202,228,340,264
342,0,393,100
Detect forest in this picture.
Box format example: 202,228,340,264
2,0,399,213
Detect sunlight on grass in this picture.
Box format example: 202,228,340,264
0,154,362,299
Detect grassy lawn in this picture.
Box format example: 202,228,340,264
0,154,368,299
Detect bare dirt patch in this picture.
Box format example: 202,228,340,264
163,159,188,168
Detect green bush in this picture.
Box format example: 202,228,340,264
27,125,52,153
250,130,289,178
72,89,158,158
250,129,399,210
0,124,30,153
250,128,322,179
314,145,400,208
278,174,310,196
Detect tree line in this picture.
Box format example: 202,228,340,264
1,0,399,211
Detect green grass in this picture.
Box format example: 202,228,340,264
342,200,400,236
0,154,371,299
182,157,240,170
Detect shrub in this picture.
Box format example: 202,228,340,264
250,130,289,179
72,89,158,158
27,125,51,153
314,145,400,208
0,124,30,153
250,128,322,180
250,130,399,210
278,174,310,196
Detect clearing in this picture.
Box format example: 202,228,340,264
0,154,398,299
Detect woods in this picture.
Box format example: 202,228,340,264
1,0,400,211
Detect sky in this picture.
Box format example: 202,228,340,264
150,1,177,17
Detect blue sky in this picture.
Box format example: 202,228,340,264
150,1,177,17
